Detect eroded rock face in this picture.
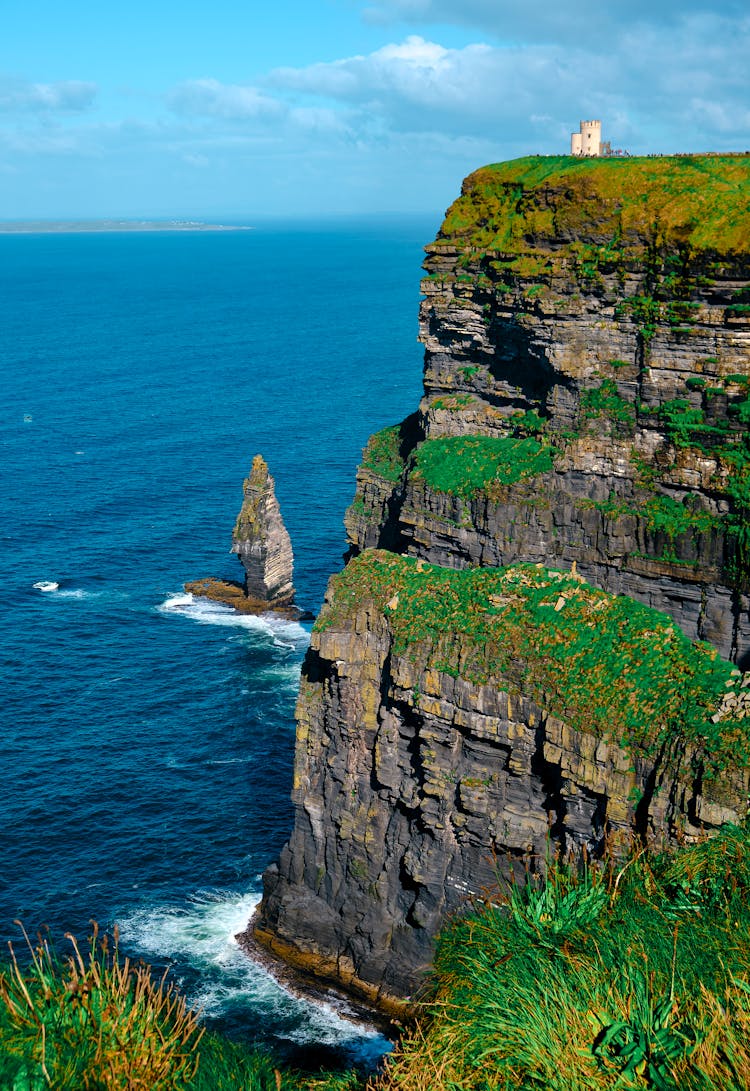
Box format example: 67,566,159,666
345,157,750,663
232,455,295,607
255,554,749,1009
255,158,750,1010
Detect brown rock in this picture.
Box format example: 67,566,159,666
232,455,295,607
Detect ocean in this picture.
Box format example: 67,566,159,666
0,218,434,1067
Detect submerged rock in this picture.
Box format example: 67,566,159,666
232,455,295,608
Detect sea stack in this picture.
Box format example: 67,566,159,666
232,454,295,608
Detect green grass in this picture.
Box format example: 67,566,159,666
428,394,477,411
0,925,363,1091
437,154,750,257
361,426,406,483
315,550,749,774
6,837,750,1091
410,435,554,498
377,825,750,1090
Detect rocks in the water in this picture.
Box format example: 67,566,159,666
231,454,295,608
185,454,297,616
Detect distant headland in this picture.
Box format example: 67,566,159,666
0,220,253,234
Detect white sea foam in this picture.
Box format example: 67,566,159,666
117,890,388,1059
32,581,105,600
158,592,310,650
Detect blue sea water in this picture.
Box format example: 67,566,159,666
0,218,434,1067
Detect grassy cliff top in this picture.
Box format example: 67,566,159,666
316,549,749,773
436,154,750,256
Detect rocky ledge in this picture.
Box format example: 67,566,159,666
254,156,750,1013
346,155,750,662
255,551,749,1007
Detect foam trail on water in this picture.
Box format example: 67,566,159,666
159,593,310,650
117,890,389,1063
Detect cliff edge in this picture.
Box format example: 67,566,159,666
347,155,750,662
254,156,750,1012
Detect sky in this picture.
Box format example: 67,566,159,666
1,0,748,220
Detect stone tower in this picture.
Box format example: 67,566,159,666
571,119,602,156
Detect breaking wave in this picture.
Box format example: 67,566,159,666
159,592,310,651
117,889,389,1066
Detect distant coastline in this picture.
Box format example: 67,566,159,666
0,220,253,234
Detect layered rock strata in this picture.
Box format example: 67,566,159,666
232,454,295,607
346,156,750,663
255,156,750,1011
256,552,750,1008
186,454,297,615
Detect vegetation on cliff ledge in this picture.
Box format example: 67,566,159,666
437,154,750,257
361,425,406,483
410,434,554,498
316,550,749,774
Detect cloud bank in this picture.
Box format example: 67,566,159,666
0,78,97,114
0,2,748,218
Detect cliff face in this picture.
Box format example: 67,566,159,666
255,156,750,1010
257,552,749,1009
346,156,750,663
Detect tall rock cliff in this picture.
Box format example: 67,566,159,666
254,156,750,1012
346,155,750,663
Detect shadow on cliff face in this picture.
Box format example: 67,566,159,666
379,413,423,552
487,317,577,424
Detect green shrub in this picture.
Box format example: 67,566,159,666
580,380,636,429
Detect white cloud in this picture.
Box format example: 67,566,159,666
0,78,97,113
167,79,285,121
264,19,750,153
270,35,523,135
2,9,748,220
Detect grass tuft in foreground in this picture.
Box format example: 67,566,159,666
0,924,361,1090
377,825,750,1091
3,829,749,1090
0,922,202,1089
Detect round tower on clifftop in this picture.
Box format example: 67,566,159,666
571,119,602,156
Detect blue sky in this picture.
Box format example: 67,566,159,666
1,0,748,219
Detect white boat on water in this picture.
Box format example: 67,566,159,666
33,581,59,592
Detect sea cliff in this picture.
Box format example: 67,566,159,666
254,155,750,1010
